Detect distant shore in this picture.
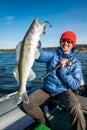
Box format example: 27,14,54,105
0,49,15,53
0,44,87,53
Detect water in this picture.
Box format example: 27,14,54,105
0,52,87,96
0,53,45,96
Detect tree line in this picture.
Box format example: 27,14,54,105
0,44,87,53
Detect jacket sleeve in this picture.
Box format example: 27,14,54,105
58,60,82,90
37,41,55,63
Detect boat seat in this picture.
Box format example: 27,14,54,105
40,97,66,119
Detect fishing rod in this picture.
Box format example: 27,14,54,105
39,48,84,80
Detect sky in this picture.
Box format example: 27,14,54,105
0,0,87,49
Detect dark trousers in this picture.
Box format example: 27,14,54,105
23,89,50,125
23,89,86,130
54,89,86,130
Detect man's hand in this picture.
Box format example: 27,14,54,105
60,59,68,68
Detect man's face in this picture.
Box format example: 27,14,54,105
60,38,73,54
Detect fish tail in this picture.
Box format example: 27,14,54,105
14,92,29,104
22,92,29,104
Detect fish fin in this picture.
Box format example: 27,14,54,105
27,69,36,81
13,65,19,83
22,93,29,104
16,42,22,61
14,92,29,104
35,48,40,59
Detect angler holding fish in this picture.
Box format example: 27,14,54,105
14,18,49,104
23,31,86,130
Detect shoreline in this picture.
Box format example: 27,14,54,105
0,46,87,53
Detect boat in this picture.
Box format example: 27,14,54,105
0,74,87,130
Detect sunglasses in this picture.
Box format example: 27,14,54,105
60,38,73,44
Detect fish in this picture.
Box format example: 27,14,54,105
14,18,47,104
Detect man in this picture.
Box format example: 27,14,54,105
23,31,86,130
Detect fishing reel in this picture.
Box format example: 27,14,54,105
67,57,76,66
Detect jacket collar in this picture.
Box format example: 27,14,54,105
57,47,76,58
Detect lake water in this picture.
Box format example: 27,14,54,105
0,52,87,96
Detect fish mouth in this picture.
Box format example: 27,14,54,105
29,18,52,35
31,17,46,34
34,17,46,28
34,18,52,34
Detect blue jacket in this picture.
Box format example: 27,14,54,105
37,42,82,95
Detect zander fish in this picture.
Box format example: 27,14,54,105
14,18,47,104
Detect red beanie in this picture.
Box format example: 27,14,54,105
60,31,76,47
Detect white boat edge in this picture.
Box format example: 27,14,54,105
0,92,34,130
